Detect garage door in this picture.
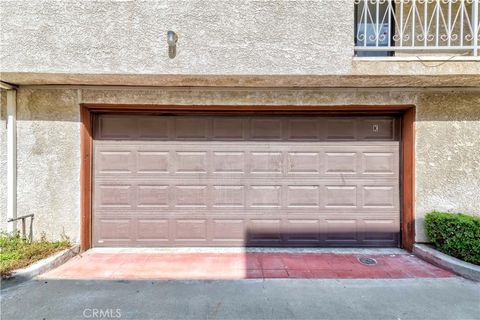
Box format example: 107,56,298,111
92,114,400,247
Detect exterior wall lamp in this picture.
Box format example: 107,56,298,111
167,31,178,59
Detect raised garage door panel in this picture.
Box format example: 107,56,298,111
93,115,400,247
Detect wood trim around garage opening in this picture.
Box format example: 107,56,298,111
79,104,416,251
80,105,93,251
401,107,415,251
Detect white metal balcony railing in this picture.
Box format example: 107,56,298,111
354,0,480,56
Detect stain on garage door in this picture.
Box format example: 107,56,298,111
92,114,400,247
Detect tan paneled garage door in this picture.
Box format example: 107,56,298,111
92,114,400,247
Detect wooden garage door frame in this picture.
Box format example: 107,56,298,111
80,104,415,251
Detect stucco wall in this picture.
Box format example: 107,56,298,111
0,0,353,75
3,87,479,244
15,88,80,242
2,0,479,92
414,92,480,241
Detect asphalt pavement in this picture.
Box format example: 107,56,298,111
1,277,479,320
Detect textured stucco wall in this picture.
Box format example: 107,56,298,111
0,0,353,75
3,87,479,244
15,88,80,242
0,91,7,232
414,92,480,241
2,0,480,91
2,0,479,90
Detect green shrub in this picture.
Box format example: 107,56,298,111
425,211,480,265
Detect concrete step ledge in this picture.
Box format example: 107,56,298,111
3,245,80,287
413,244,480,282
89,247,407,255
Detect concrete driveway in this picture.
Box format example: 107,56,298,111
1,277,479,320
41,249,453,280
1,249,479,319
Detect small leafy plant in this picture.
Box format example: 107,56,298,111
425,211,480,265
0,232,70,278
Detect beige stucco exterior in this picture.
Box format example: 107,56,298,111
0,0,353,75
1,87,479,243
1,0,479,82
414,92,480,240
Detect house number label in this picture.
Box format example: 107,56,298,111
372,124,379,133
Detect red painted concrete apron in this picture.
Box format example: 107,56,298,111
41,252,454,280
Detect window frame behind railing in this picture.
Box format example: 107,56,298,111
354,0,480,57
